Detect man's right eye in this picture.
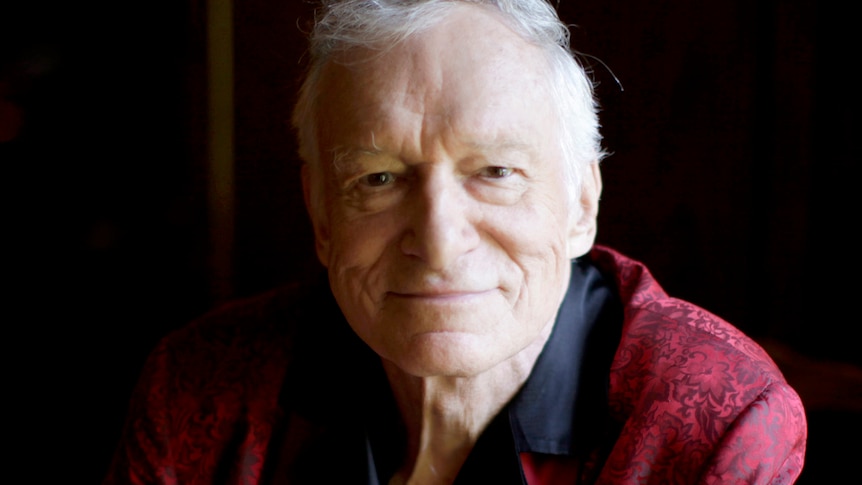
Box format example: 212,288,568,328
362,172,396,187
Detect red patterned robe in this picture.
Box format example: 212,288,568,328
104,245,806,484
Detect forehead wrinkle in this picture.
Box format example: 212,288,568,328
433,108,544,161
321,5,558,169
413,31,554,164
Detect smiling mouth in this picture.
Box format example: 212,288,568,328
388,289,495,301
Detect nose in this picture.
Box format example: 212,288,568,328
400,170,480,270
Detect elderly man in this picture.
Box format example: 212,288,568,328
104,0,806,484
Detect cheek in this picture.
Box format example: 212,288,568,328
325,211,403,307
486,191,572,308
324,213,409,365
328,208,397,264
492,189,571,261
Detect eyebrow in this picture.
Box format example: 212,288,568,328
463,140,534,156
327,137,535,173
330,145,379,163
329,143,379,159
329,131,384,164
327,144,390,181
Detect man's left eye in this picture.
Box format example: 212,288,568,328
480,166,513,178
361,172,396,187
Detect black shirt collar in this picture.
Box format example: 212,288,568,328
508,257,623,457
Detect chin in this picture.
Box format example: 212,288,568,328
389,331,514,378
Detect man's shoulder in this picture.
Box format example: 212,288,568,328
105,278,344,484
590,244,791,413
590,244,781,377
140,276,339,398
588,245,806,483
167,279,329,350
619,295,782,381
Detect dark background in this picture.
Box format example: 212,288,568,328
3,0,857,482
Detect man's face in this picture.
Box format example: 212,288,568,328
306,5,592,377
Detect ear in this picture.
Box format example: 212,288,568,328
567,161,602,259
301,164,332,267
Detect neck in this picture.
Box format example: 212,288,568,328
381,321,553,485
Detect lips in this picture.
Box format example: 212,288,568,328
388,289,494,299
381,268,503,303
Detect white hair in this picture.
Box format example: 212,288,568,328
291,0,606,208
